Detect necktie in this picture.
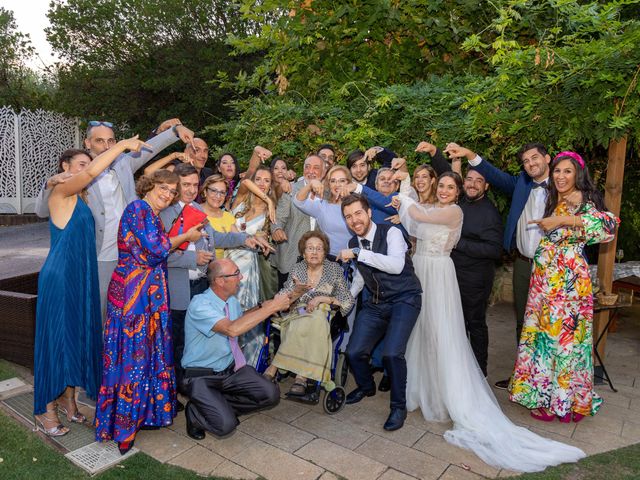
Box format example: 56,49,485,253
532,181,548,189
361,238,371,250
225,303,246,371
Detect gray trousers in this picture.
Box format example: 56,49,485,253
98,260,118,327
183,366,279,437
512,256,533,344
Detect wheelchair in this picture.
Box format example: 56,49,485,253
255,305,350,414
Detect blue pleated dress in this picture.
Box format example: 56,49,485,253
33,196,102,415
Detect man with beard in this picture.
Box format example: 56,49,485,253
338,194,422,431
420,141,503,377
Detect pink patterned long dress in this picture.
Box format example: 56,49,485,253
509,201,619,417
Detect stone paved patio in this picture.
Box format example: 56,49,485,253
72,301,637,479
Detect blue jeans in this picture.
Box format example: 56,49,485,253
346,295,420,409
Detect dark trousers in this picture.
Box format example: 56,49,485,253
190,277,209,298
513,256,533,344
182,366,280,436
171,309,187,393
456,264,495,376
346,296,420,410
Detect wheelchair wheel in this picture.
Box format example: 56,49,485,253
323,386,346,414
335,352,349,388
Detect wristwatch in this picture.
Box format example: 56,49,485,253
351,247,361,257
171,123,183,135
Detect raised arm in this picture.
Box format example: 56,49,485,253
143,152,186,176
243,146,272,180
127,122,193,174
51,136,151,199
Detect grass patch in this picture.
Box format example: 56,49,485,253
0,359,18,381
515,444,640,479
0,411,224,479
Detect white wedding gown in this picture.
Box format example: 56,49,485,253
398,195,585,473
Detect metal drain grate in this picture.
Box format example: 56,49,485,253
65,441,138,475
3,391,96,451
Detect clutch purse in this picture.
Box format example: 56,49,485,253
168,204,208,250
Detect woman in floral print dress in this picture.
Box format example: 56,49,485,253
509,151,620,422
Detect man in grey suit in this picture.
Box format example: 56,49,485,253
35,118,195,320
271,154,325,287
160,163,271,398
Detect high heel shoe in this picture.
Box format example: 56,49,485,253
530,408,556,422
572,413,586,423
558,413,571,423
58,398,87,424
34,412,70,437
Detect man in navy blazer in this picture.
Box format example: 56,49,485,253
444,142,551,389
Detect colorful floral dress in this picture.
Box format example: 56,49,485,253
509,201,619,417
95,199,176,444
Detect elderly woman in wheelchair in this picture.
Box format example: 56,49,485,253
263,231,353,400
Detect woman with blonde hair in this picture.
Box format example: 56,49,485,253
201,174,238,259
293,163,353,256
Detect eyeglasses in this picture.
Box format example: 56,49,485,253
88,121,114,128
218,269,241,279
158,184,179,197
304,246,324,253
329,178,348,184
206,187,227,197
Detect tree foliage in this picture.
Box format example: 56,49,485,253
0,7,54,110
47,0,261,140
219,0,640,258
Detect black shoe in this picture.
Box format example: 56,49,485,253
176,399,185,412
378,375,391,392
494,379,509,390
139,425,160,431
185,403,206,440
345,387,376,405
383,408,407,431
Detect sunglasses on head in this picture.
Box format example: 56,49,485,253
88,120,114,128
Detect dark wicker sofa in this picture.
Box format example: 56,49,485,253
0,272,38,370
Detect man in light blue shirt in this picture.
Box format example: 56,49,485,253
182,258,290,439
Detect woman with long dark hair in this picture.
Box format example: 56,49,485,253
391,170,586,472
509,152,619,422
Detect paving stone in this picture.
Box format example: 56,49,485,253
318,471,341,480
197,429,261,460
211,460,259,480
262,398,310,423
168,444,225,475
292,411,371,450
571,423,628,453
342,404,426,447
412,432,500,478
439,465,485,480
135,427,195,463
167,411,186,433
621,420,640,442
355,435,448,479
497,469,521,478
295,438,386,480
233,439,324,480
376,468,419,479
237,413,315,452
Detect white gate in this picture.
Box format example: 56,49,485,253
0,106,80,214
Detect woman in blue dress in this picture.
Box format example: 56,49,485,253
34,137,149,437
95,170,205,454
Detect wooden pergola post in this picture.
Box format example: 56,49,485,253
594,135,627,360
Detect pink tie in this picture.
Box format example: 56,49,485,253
225,303,246,371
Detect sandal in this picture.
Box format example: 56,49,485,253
34,411,70,437
288,380,308,397
58,397,87,424
530,408,555,422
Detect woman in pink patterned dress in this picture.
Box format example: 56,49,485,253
509,152,619,423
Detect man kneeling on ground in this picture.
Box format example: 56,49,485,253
182,258,290,439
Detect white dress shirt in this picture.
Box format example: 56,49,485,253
516,180,548,259
350,223,407,297
96,169,125,262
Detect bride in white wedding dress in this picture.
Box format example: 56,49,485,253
393,172,585,473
